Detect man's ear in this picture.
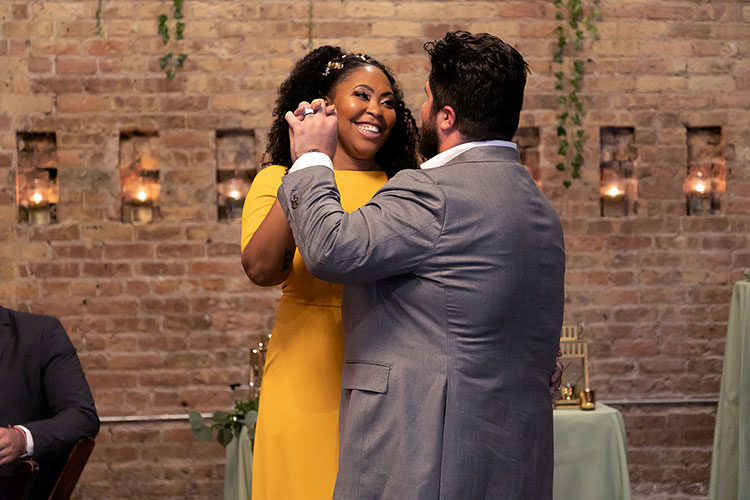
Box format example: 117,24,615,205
437,105,457,133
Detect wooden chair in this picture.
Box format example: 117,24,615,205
0,459,39,500
47,437,95,500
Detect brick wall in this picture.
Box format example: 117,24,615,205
1,1,748,498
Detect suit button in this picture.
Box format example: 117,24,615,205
290,195,299,209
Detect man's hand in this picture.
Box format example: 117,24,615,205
0,427,26,465
549,349,563,398
285,98,338,163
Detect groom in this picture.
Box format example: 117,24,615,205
280,31,565,500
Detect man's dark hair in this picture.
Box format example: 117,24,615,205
264,46,419,177
424,31,530,141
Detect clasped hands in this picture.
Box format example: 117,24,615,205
285,99,338,163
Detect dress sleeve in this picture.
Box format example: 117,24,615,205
240,165,286,251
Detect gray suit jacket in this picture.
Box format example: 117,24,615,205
279,145,565,500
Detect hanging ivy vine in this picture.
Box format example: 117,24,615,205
307,0,314,50
157,0,188,79
553,0,600,188
95,0,104,37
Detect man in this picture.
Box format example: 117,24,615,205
0,305,99,500
281,31,565,499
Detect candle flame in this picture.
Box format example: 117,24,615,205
694,182,706,194
136,190,148,202
605,186,622,197
31,192,43,204
229,189,241,200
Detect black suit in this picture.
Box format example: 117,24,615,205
0,306,99,500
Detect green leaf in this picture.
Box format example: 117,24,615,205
577,130,584,138
557,126,567,137
188,411,204,430
212,410,229,423
173,0,184,18
555,163,566,172
572,154,584,168
572,113,581,125
217,427,233,447
575,101,583,112
571,170,581,179
574,60,585,74
557,95,567,105
159,52,172,69
176,53,187,68
554,72,564,80
563,180,572,189
175,22,185,39
556,12,564,20
194,425,214,442
157,15,170,44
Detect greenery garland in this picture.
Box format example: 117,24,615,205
189,399,258,447
157,0,188,80
553,0,600,188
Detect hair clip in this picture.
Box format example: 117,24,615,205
322,53,373,77
323,57,345,77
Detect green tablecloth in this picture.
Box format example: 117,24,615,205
554,403,631,500
709,280,750,500
225,404,630,500
224,426,252,500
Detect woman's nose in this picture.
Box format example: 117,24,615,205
366,99,383,116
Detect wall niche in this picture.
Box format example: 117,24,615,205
216,130,258,221
119,131,160,224
16,132,59,225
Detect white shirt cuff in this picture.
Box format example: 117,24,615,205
15,425,34,457
288,152,333,174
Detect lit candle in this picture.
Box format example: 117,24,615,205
605,186,623,198
27,188,51,225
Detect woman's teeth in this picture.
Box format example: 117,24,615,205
357,124,380,134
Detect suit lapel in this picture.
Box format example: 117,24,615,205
0,307,11,363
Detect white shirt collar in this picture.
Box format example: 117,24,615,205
419,140,517,170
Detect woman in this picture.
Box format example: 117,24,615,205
240,46,419,500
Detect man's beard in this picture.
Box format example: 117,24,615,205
418,114,439,160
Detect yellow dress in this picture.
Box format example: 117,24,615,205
241,165,389,500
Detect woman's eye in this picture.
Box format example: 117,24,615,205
382,99,396,109
354,91,370,100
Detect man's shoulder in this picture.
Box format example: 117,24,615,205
2,306,57,327
1,306,65,344
447,145,521,167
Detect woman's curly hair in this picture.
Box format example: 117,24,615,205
263,46,419,178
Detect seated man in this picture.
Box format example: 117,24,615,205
0,305,99,500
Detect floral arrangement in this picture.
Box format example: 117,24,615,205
189,398,258,447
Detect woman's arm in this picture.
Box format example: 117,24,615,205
242,199,296,286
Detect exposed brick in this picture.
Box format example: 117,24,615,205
0,3,746,499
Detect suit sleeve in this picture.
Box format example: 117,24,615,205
278,166,444,284
24,317,100,461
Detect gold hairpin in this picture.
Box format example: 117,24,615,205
322,53,373,77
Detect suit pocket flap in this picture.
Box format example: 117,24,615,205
341,362,390,393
